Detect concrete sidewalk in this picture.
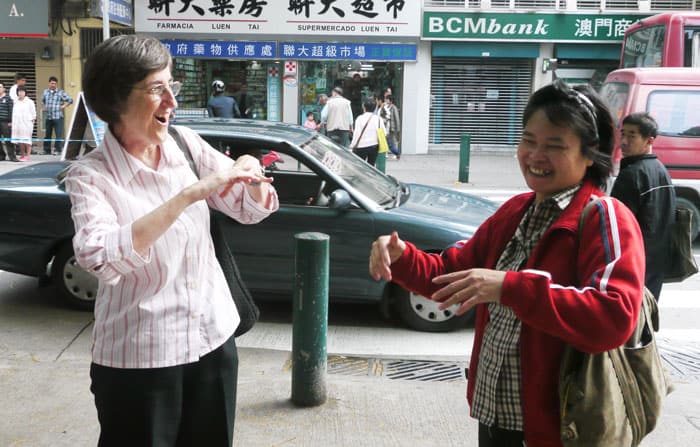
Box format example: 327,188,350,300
2,345,699,446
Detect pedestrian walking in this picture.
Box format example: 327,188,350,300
207,79,241,118
64,34,279,447
384,94,401,159
369,80,646,447
11,86,35,161
349,98,385,166
0,82,19,162
611,112,675,301
321,86,353,148
41,76,73,155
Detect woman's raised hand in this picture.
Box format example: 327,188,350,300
369,231,406,281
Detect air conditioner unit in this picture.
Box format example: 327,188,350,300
61,0,89,18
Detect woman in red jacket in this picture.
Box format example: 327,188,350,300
369,80,645,447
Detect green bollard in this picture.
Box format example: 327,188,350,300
291,232,329,407
376,151,387,173
459,133,471,183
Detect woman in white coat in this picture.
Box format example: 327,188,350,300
11,86,36,161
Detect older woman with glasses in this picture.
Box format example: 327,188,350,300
64,35,278,447
369,80,646,447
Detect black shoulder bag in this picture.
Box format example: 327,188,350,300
168,126,259,337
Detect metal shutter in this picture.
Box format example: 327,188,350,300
429,57,532,150
0,52,37,137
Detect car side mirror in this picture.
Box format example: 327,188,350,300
328,189,351,209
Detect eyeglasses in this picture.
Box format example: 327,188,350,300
134,81,182,100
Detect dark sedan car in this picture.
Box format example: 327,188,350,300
0,119,497,332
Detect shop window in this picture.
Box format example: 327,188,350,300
298,61,403,124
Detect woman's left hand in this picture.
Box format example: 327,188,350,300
431,269,506,316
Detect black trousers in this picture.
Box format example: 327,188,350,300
478,422,525,447
0,121,16,160
90,335,238,447
353,144,379,166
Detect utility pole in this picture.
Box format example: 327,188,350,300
102,0,110,41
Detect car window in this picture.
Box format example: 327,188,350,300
647,90,700,137
300,135,397,206
600,81,630,126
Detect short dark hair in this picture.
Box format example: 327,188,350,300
523,80,615,189
14,73,25,81
622,112,658,139
82,34,171,124
363,98,375,112
385,94,394,103
306,111,315,117
49,76,58,83
16,86,27,93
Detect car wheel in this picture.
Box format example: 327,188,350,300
677,197,700,241
52,243,97,311
393,285,474,332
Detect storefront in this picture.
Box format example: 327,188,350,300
422,11,645,151
135,1,423,151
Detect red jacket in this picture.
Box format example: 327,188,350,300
391,180,645,447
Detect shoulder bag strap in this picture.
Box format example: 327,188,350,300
168,125,199,178
352,115,372,150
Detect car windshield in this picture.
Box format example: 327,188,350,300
300,134,399,205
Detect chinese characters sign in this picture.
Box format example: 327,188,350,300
162,40,277,59
136,0,419,37
280,42,416,61
91,0,133,27
423,12,647,42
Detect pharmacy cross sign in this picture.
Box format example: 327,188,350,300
284,61,297,74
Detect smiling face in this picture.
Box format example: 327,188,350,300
518,109,593,203
113,67,177,151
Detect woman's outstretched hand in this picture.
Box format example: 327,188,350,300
184,154,271,203
431,269,506,316
369,231,406,281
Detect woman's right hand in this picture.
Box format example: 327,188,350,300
369,231,406,281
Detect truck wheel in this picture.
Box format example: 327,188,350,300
677,197,700,241
393,284,474,332
52,243,97,311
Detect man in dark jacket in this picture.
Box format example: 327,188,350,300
0,82,18,162
207,80,241,118
611,112,675,300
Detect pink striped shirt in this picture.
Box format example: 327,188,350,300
64,125,278,368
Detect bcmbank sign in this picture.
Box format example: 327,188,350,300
423,12,647,43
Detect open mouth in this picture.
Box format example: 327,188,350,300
155,114,168,124
529,166,552,177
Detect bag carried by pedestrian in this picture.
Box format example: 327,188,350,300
376,127,389,154
663,206,698,283
558,197,673,447
351,116,373,151
168,126,260,337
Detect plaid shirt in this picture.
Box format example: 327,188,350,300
472,184,580,431
41,88,73,120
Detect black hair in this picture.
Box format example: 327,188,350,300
16,86,27,93
49,76,58,83
622,112,658,139
522,80,614,189
82,34,171,124
363,98,376,112
14,73,26,81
